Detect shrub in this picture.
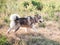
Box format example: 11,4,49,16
0,0,6,12
39,22,46,28
23,1,29,8
32,0,43,10
0,34,11,45
53,15,59,21
49,2,55,9
43,16,49,21
4,16,10,23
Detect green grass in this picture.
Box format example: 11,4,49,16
31,0,43,10
0,0,60,22
39,23,46,28
0,0,60,29
0,0,60,45
0,34,11,45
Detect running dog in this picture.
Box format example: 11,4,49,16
7,14,43,33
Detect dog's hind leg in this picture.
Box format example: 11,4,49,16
14,26,20,32
7,28,12,34
14,23,20,32
7,21,16,34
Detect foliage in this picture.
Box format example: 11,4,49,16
0,0,7,12
39,22,46,28
23,1,29,8
32,0,43,10
0,34,11,45
0,0,60,25
27,38,60,45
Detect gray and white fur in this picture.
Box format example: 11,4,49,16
7,14,43,34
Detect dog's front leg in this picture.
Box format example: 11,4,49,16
25,28,28,32
31,24,38,32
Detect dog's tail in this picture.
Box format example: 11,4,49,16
10,14,20,21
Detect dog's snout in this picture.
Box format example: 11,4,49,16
39,20,42,23
39,19,44,23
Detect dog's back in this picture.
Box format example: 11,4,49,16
16,18,28,25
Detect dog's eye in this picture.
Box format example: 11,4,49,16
38,16,41,19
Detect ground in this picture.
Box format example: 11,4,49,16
0,21,60,45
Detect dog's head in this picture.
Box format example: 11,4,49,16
34,14,44,23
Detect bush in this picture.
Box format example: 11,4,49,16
32,0,43,10
53,15,59,21
4,17,9,23
4,16,10,25
23,1,29,8
0,0,7,12
0,34,11,45
39,23,46,28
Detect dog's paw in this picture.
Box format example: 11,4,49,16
6,31,10,35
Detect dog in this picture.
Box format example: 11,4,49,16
7,14,43,34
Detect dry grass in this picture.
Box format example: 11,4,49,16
0,21,60,45
0,0,60,45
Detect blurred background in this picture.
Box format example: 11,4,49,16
0,0,60,45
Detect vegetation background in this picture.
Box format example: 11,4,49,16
0,0,60,45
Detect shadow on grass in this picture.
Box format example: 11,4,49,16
8,33,60,45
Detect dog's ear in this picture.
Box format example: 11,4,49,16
35,14,41,19
38,15,41,19
35,14,39,17
16,16,19,20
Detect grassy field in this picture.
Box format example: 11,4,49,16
0,0,60,45
0,0,60,26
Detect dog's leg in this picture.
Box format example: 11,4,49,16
7,28,12,34
31,24,38,32
7,21,16,34
11,23,20,32
14,25,20,32
25,28,27,32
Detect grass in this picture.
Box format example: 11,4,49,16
8,34,60,45
3,16,10,24
0,0,60,45
27,38,60,45
0,0,59,23
31,0,43,10
23,1,29,8
39,22,46,28
0,34,11,45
